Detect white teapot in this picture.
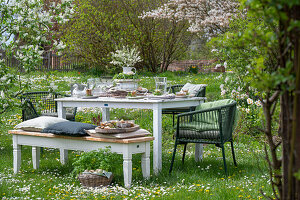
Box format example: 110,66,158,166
122,67,136,75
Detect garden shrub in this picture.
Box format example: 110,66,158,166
218,74,264,136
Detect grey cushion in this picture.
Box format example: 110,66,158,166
180,83,207,96
41,112,75,120
42,121,97,136
15,116,68,132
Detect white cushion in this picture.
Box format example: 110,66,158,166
180,83,207,96
15,116,68,132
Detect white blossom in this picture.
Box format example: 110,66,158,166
110,46,142,67
224,61,228,68
255,100,262,107
221,89,226,96
247,98,254,105
0,0,74,114
140,0,243,37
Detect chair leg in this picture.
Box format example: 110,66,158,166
169,142,178,174
182,143,187,165
221,144,228,176
230,141,237,166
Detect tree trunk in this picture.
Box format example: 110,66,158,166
291,8,300,198
280,4,300,200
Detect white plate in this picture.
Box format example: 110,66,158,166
81,96,99,99
175,95,188,98
127,96,146,99
147,95,175,100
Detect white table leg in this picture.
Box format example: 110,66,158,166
153,103,162,174
123,144,132,188
57,102,66,119
57,102,68,163
141,142,150,179
13,135,21,174
60,149,68,165
102,107,110,122
195,144,203,162
32,146,40,169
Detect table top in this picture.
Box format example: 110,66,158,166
9,130,154,144
55,96,206,103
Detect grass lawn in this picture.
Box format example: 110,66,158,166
0,71,275,199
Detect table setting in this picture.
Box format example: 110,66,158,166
70,74,193,101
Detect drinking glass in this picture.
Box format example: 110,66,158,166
87,78,95,90
154,77,168,94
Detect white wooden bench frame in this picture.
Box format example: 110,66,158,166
9,130,154,188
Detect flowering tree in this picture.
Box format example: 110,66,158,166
141,0,242,37
0,0,74,114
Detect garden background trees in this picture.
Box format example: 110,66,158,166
60,0,193,73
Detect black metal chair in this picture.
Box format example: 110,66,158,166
162,84,206,125
21,91,77,121
169,100,237,175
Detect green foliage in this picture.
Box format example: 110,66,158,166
187,65,199,74
72,147,122,175
208,4,282,136
209,5,280,91
70,63,90,72
61,0,191,73
0,66,20,114
295,169,300,181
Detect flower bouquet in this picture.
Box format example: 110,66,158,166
110,46,142,69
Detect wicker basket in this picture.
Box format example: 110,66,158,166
78,173,113,187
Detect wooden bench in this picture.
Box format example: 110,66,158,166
9,130,154,188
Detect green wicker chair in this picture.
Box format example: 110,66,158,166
21,91,77,121
162,84,206,125
169,99,237,175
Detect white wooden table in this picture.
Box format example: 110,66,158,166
56,96,205,174
9,130,154,188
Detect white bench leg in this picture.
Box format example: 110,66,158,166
123,145,132,188
60,149,68,165
32,146,40,169
195,144,203,162
13,135,21,174
141,142,150,179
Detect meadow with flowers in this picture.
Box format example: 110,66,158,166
0,71,276,199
